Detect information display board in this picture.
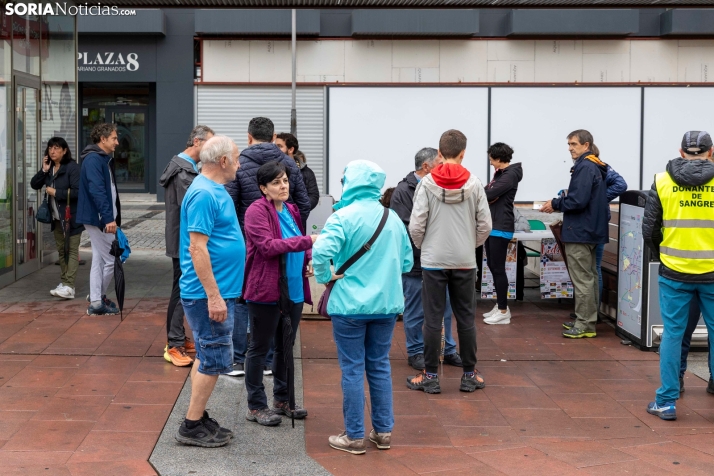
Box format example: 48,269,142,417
617,203,645,339
540,238,573,299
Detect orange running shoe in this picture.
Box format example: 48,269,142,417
166,346,193,367
184,339,196,353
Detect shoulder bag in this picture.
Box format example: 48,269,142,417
36,192,52,224
317,207,390,318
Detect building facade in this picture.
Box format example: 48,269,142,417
78,8,714,202
0,11,78,289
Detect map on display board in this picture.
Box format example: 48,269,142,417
481,239,518,300
617,204,644,327
540,238,573,299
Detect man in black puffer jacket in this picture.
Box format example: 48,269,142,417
224,117,311,378
225,118,311,230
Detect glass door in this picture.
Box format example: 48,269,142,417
14,84,40,279
108,107,148,192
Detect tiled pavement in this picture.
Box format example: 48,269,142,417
0,298,186,476
300,300,714,476
2,230,714,474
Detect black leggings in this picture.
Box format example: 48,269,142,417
245,302,302,410
486,236,510,310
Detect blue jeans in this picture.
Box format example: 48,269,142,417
402,275,457,357
680,298,712,379
595,243,604,302
332,315,396,439
182,298,235,376
656,277,714,404
233,302,273,367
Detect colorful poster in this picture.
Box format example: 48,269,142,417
540,238,573,299
481,239,518,300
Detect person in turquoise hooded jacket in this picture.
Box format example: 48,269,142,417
313,160,413,455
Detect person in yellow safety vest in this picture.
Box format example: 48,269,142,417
642,130,714,421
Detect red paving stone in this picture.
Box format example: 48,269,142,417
301,300,714,475
0,298,187,476
4,296,714,475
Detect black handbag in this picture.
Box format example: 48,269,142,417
36,193,52,224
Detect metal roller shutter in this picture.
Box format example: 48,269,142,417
196,86,326,193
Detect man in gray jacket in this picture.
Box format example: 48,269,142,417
159,125,214,367
407,129,492,395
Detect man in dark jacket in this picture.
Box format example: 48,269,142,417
159,125,214,367
390,147,462,371
225,119,311,229
541,129,608,338
76,123,121,316
224,117,311,377
276,132,320,228
642,131,714,421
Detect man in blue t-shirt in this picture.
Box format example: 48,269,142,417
175,135,245,448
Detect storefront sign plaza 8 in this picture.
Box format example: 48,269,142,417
78,52,139,72
77,38,157,82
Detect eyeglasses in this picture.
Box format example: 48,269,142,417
48,145,63,151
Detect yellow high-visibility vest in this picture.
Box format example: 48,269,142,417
655,171,714,274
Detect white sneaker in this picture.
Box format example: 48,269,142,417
482,304,499,319
50,283,64,297
55,285,75,300
484,308,511,325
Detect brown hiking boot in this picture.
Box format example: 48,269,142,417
166,346,193,367
329,432,366,455
184,339,196,353
406,370,441,394
369,429,391,449
273,400,308,419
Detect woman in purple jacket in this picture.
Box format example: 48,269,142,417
243,161,317,427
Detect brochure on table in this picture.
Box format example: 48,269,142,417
481,239,518,300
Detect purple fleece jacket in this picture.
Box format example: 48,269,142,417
243,197,313,304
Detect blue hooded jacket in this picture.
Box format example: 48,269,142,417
312,160,413,318
76,145,121,229
224,142,311,231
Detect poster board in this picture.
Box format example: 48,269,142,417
328,87,489,199
481,239,518,300
540,238,573,299
490,87,641,202
642,87,714,188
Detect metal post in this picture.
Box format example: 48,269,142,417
290,9,297,136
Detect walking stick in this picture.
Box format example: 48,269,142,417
440,316,445,375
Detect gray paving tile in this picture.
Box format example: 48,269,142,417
150,351,329,476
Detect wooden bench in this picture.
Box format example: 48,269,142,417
600,207,619,319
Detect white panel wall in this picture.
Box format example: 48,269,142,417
490,87,642,202
328,87,489,200
643,88,714,188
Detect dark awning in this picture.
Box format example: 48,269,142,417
87,0,714,7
